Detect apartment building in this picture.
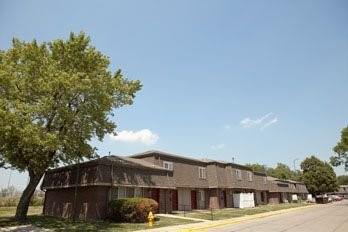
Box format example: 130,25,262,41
41,150,308,220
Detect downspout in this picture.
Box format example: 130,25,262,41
72,163,80,221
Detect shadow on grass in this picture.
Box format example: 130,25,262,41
0,215,145,231
0,215,197,232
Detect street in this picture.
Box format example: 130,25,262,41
208,200,348,232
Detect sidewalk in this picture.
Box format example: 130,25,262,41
136,204,318,232
156,214,210,222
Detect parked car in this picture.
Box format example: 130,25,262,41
316,195,329,204
332,195,343,201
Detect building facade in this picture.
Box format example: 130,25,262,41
41,150,309,220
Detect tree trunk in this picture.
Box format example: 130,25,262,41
15,170,44,221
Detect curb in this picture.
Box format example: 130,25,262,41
180,204,317,231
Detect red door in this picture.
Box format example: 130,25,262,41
150,188,160,212
191,190,197,210
172,190,178,211
223,190,227,207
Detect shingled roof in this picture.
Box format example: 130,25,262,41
130,150,252,170
42,155,175,190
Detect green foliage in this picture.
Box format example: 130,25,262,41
0,32,141,175
301,156,338,195
108,198,158,223
267,163,295,180
0,32,141,219
245,163,267,173
246,163,301,181
0,195,43,207
331,127,348,170
337,175,348,185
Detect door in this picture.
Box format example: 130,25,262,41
223,190,227,207
172,190,178,211
150,188,160,212
191,190,197,210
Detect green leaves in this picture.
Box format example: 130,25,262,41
300,156,338,195
331,127,348,170
0,32,141,174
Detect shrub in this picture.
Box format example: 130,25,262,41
0,195,44,207
108,198,158,223
0,197,19,207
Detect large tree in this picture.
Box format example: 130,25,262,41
267,163,295,180
300,156,338,195
331,126,348,171
0,32,141,221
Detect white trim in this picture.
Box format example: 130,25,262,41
198,167,207,179
163,161,174,171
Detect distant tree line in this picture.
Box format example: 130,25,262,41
246,155,338,195
245,162,301,181
337,175,348,185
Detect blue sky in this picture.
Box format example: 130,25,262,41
0,0,347,189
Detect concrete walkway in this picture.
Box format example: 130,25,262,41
156,213,210,222
135,204,318,232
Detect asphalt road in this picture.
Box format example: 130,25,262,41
208,200,348,232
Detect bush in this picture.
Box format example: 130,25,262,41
108,198,158,223
0,197,19,207
0,195,44,207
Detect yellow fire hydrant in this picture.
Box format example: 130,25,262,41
148,211,155,227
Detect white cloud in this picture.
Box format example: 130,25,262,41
109,129,159,145
240,113,278,130
211,143,225,150
261,117,278,130
240,113,273,128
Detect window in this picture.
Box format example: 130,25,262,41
117,187,140,198
163,161,173,170
126,187,134,197
117,187,127,199
247,171,253,181
235,169,242,180
110,187,118,200
198,190,205,201
134,187,142,197
199,167,206,179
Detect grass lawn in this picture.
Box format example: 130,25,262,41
174,202,312,221
0,206,196,231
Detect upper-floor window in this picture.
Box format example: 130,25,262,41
235,169,242,180
199,167,206,179
247,171,253,181
163,161,173,170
